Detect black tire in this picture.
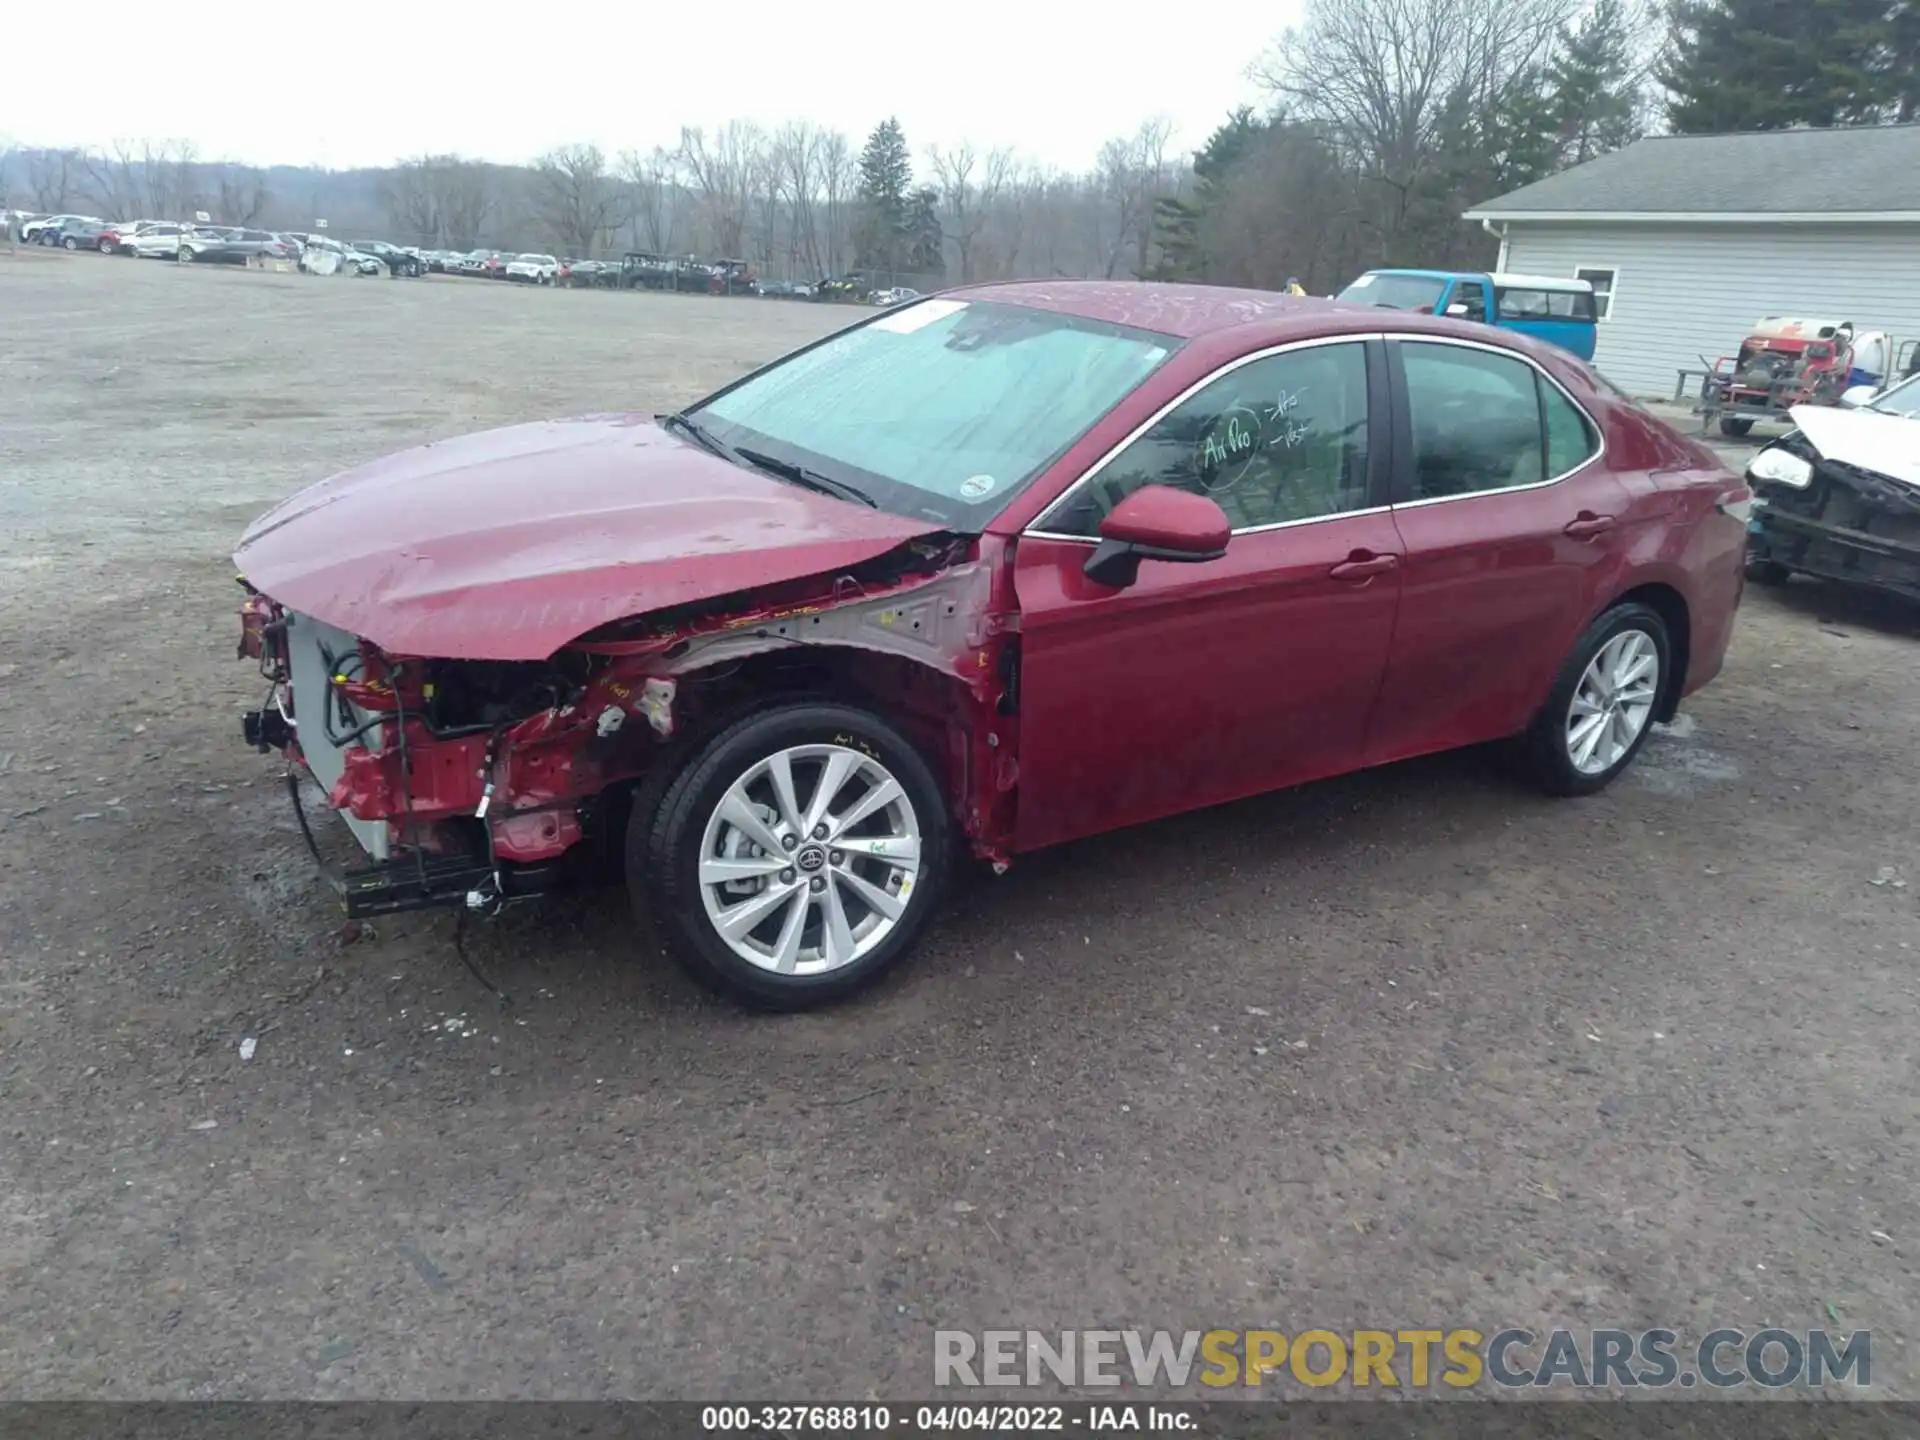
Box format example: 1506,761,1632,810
1517,602,1672,798
62,236,79,250
1745,555,1791,586
632,701,951,1010
1718,416,1754,437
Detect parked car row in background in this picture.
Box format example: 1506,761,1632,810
14,213,928,305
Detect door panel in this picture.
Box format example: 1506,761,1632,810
1365,338,1632,766
1012,514,1404,852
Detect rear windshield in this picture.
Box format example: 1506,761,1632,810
1338,272,1449,312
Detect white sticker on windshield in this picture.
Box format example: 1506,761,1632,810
958,474,996,499
870,297,967,334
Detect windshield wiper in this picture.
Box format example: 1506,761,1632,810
661,413,878,508
735,446,878,508
659,410,746,466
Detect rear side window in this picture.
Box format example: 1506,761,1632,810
1540,374,1601,476
1495,287,1597,323
1400,343,1545,499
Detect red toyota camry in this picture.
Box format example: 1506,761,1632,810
233,282,1749,1009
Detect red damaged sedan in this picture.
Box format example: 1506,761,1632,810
234,282,1749,1009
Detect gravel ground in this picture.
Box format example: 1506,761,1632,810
2,250,1918,1401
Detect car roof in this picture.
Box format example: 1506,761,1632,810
944,279,1603,375
949,280,1339,340
950,278,1521,345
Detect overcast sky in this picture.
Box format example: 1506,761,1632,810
7,2,1283,174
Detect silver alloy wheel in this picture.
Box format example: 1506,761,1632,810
1566,628,1659,775
696,743,922,976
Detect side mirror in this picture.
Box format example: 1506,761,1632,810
1839,384,1878,409
1084,485,1230,588
1445,302,1471,318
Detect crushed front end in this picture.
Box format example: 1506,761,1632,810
237,586,642,916
1746,430,1920,602
234,533,1016,920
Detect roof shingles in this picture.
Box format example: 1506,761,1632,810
1467,125,1920,217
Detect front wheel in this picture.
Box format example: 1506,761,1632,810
177,247,193,263
633,702,951,1010
1719,416,1754,437
62,236,80,250
1745,555,1791,586
1517,603,1670,797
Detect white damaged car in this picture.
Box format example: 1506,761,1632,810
1743,369,1920,601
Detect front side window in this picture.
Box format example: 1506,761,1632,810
694,298,1175,528
1402,343,1548,499
1045,342,1373,537
1443,283,1487,322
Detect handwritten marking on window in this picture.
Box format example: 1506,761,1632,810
1265,389,1312,449
1196,404,1263,493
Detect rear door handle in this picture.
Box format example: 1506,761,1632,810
1564,512,1616,539
1329,552,1399,582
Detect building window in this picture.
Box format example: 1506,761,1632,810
1575,267,1617,320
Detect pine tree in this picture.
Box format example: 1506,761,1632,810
901,187,944,275
1145,108,1269,281
854,118,912,269
1547,0,1643,164
1660,0,1897,131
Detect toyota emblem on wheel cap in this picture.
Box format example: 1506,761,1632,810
796,846,826,872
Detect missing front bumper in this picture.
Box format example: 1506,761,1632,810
283,769,494,918
1750,509,1920,601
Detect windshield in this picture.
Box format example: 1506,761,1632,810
690,298,1175,527
1869,370,1920,418
1337,272,1450,312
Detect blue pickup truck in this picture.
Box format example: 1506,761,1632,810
1336,269,1599,361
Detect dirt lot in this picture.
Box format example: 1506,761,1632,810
3,250,1918,1400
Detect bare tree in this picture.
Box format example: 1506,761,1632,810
617,147,680,253
80,140,203,221
928,142,1016,282
28,147,84,212
1253,0,1574,259
818,129,854,276
530,143,624,257
677,122,765,258
1094,118,1174,279
770,121,829,278
213,164,270,226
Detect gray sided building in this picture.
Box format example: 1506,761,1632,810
1464,125,1920,397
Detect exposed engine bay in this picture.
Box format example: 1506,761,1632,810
238,533,1020,918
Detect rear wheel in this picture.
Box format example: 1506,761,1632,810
634,702,950,1010
1518,603,1670,797
1719,416,1754,437
62,236,79,250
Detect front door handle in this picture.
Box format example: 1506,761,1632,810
1329,552,1399,582
1564,512,1616,539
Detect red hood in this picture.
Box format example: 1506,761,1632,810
233,415,940,661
